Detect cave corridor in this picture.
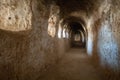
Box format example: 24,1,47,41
0,0,120,80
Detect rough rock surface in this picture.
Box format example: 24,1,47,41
0,0,32,31
0,0,120,80
0,0,70,80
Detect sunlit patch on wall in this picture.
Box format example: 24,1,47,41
87,18,93,56
58,20,63,38
48,4,59,37
62,24,68,38
66,28,69,39
63,27,66,38
48,15,57,37
98,21,119,70
87,35,93,56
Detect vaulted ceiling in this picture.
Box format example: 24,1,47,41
55,0,104,16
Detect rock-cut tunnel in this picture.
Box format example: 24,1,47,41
0,0,120,80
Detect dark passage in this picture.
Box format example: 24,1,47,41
69,22,86,48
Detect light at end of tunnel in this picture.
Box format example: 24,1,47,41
74,34,80,41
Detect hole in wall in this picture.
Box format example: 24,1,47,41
8,17,11,20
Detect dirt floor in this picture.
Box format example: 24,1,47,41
39,48,104,80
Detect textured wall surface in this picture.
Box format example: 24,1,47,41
0,0,70,80
91,0,120,79
0,0,32,31
101,2,120,69
0,0,120,80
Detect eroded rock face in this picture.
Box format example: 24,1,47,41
91,0,120,79
0,0,32,31
0,0,70,80
0,0,120,80
48,4,59,37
